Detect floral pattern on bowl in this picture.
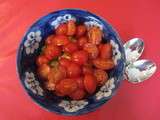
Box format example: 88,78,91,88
17,9,125,115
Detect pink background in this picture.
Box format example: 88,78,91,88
0,0,160,120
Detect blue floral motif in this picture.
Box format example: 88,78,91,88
24,30,42,54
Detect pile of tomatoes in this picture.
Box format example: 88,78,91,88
36,20,114,100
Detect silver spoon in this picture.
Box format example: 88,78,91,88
124,38,144,64
125,59,157,84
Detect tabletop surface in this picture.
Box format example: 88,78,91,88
0,0,160,120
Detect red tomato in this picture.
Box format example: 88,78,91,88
99,43,112,59
76,25,87,37
36,55,49,66
93,58,115,70
59,58,71,68
88,26,102,45
75,77,85,89
38,64,51,79
52,35,69,46
47,65,67,84
55,78,78,95
72,50,88,65
83,43,99,59
56,23,67,35
69,89,86,100
82,66,93,74
63,42,78,54
78,36,88,48
45,80,56,91
44,45,61,60
94,69,108,86
45,35,54,45
67,20,76,36
84,74,97,94
61,52,72,60
67,63,81,78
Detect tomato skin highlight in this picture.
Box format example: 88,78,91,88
38,64,51,79
93,58,115,70
72,50,88,65
69,89,86,100
52,35,69,46
59,58,71,68
94,69,108,86
76,25,87,37
84,74,97,94
88,26,102,45
67,63,82,78
99,43,112,59
56,23,67,35
67,20,76,36
63,42,78,54
83,43,99,59
75,77,85,89
55,78,78,95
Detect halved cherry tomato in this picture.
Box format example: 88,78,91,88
67,20,76,36
45,35,54,45
93,58,114,70
99,43,112,59
78,36,88,48
36,55,49,66
56,23,67,35
76,25,87,37
94,69,108,86
52,35,69,46
72,50,88,65
69,89,86,100
88,26,102,45
83,43,99,59
59,58,71,68
75,77,85,89
63,42,78,54
84,74,97,94
47,65,67,84
82,65,93,74
38,64,51,79
44,45,61,60
67,63,81,78
55,78,78,95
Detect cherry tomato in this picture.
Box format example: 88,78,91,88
78,36,88,48
67,20,76,36
47,65,67,84
93,58,115,70
82,66,93,74
63,42,78,54
69,89,86,100
75,77,85,89
76,25,87,37
88,26,102,45
72,50,88,65
67,63,81,78
61,52,72,60
83,43,99,59
36,55,49,66
84,74,97,94
55,78,78,95
38,64,51,79
59,58,71,68
45,35,54,45
94,69,108,86
44,45,61,60
99,43,112,59
56,23,67,35
52,35,69,46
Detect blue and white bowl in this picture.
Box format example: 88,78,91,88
17,9,125,115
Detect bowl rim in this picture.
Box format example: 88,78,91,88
16,8,126,116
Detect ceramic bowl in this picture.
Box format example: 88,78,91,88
17,9,125,115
